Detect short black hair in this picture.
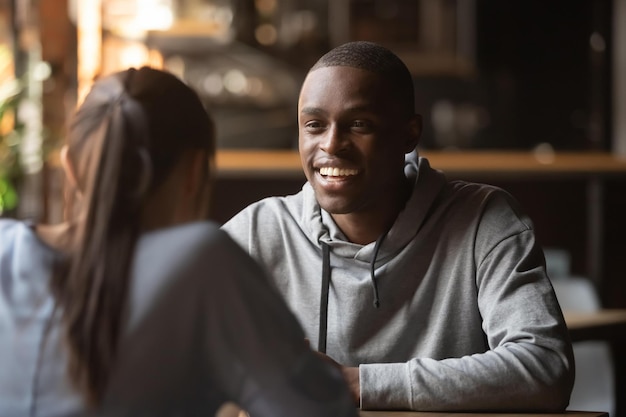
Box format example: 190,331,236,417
310,41,415,116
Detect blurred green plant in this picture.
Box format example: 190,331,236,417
0,66,23,216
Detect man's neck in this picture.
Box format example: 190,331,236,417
331,212,392,245
331,178,413,245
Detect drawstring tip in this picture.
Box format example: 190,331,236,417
373,299,380,308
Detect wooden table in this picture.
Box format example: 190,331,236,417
231,409,608,417
564,309,626,342
359,412,608,417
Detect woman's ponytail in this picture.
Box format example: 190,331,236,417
53,69,157,404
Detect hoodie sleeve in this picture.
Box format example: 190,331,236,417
359,191,575,411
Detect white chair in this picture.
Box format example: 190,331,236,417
550,275,615,417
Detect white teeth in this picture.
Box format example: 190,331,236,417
319,167,359,177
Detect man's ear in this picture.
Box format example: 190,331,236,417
59,145,79,190
404,114,422,152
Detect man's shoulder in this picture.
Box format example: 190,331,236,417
444,180,518,207
223,189,306,228
440,179,530,223
444,179,533,234
446,179,505,195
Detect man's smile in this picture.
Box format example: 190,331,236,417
318,166,360,178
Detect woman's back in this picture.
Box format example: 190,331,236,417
0,219,356,416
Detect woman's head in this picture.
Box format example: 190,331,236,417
54,67,215,405
64,67,215,227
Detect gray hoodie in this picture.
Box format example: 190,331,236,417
223,151,575,411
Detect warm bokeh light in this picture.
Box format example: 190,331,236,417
78,0,168,103
135,0,174,31
255,0,277,15
77,0,101,105
255,23,277,46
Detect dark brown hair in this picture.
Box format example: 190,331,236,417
310,41,415,117
52,67,215,405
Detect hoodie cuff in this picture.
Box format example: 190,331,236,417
359,362,413,410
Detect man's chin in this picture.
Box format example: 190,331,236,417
317,198,355,215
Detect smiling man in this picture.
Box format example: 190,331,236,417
222,41,574,411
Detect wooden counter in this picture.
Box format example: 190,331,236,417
564,309,626,342
48,149,626,178
215,150,626,179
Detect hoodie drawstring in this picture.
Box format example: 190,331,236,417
370,230,389,308
318,242,330,353
318,231,388,353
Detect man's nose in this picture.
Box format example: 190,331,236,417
320,125,348,155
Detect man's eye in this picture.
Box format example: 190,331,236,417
304,121,323,130
352,120,372,130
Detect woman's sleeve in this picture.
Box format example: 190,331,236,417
202,231,358,417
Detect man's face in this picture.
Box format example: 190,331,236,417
298,65,418,216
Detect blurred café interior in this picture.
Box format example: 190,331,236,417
0,0,625,414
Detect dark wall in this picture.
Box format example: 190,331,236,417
418,0,612,151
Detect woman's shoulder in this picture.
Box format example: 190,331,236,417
0,217,24,235
0,218,21,261
0,218,41,256
128,221,267,317
135,221,247,272
0,219,56,314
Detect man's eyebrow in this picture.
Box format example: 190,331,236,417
344,105,376,114
300,105,376,116
300,106,325,116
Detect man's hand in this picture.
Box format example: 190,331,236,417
313,350,360,406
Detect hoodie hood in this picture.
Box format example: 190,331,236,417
300,150,448,264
